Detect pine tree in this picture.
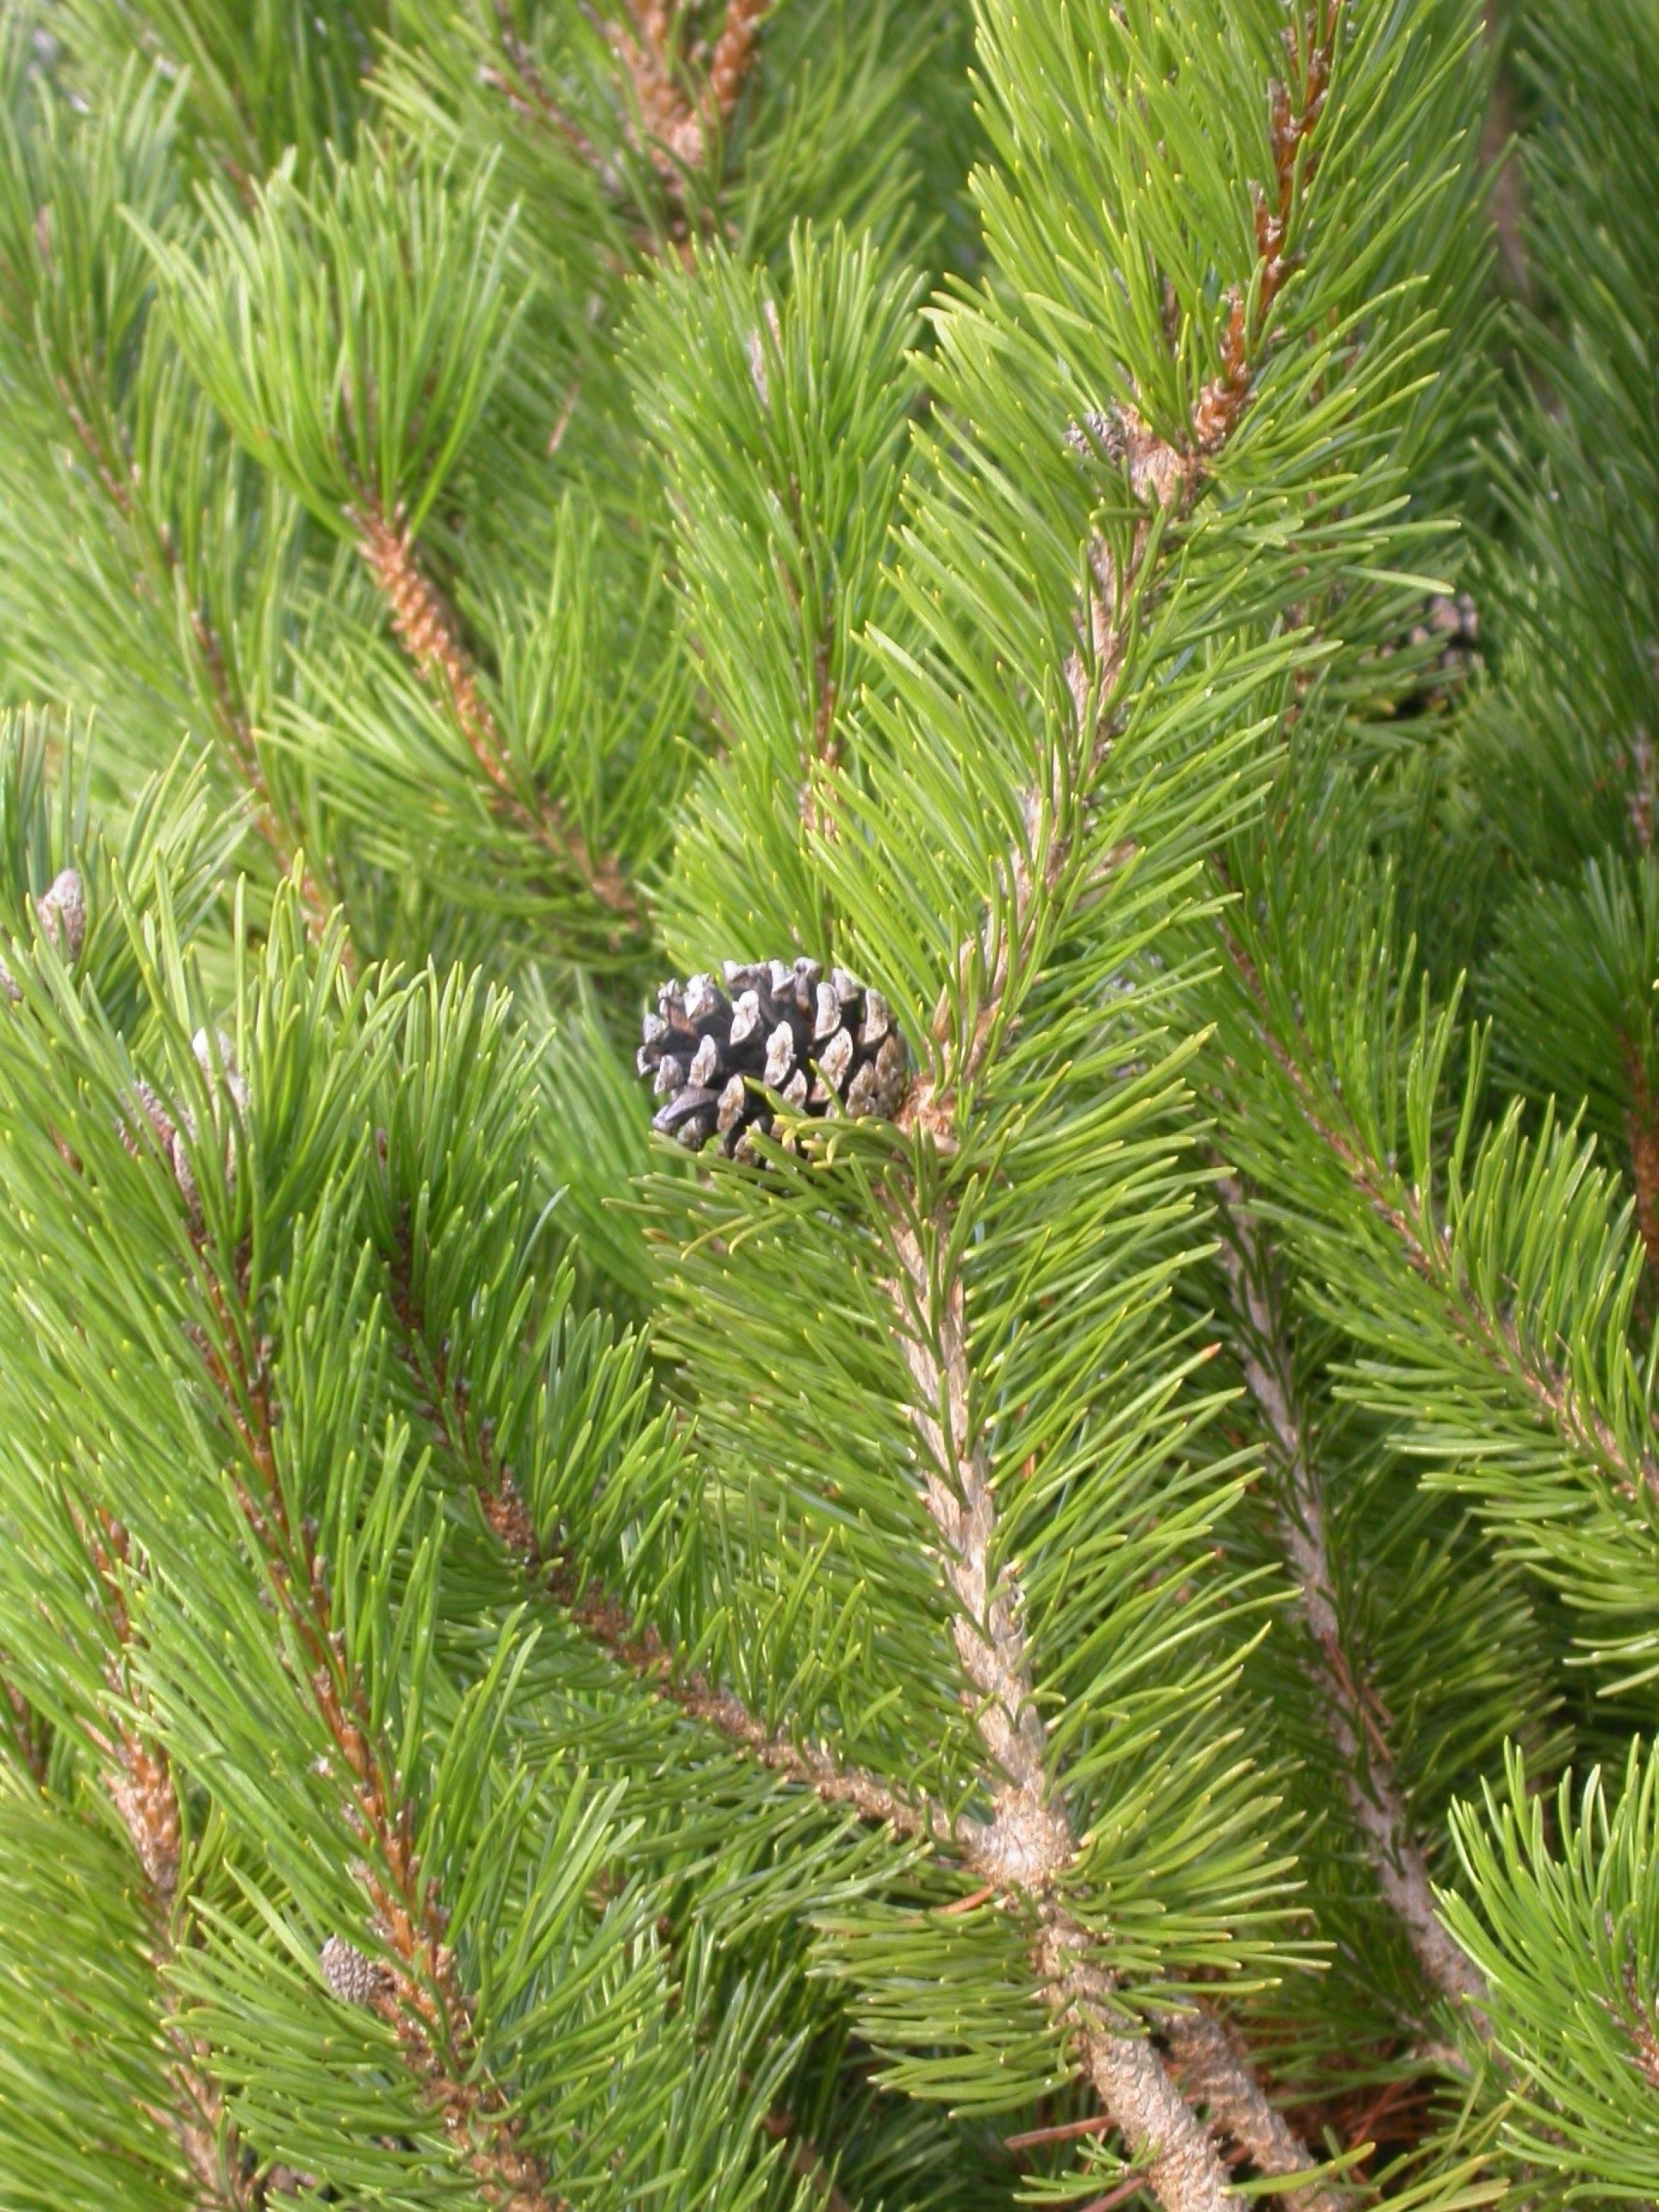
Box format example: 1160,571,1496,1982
0,0,1655,2207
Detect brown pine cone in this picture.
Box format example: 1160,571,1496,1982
638,958,908,1158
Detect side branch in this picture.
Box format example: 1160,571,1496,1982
81,1515,263,2211
353,503,640,927
382,1255,956,1844
478,1477,951,1846
1217,1183,1489,2023
196,1269,563,2212
58,381,337,947
1223,917,1659,1507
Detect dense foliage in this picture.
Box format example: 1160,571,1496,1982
0,2,1656,2208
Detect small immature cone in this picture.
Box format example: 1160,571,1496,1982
120,1030,249,1211
638,957,908,1157
1,865,86,1001
319,1934,392,2009
35,868,85,961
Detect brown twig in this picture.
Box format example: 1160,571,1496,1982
1077,2177,1158,2212
1479,1,1529,299
1623,1048,1659,1284
804,641,841,837
353,501,640,929
1615,1947,1659,2091
1,1667,50,1788
706,0,767,126
488,1,620,185
603,0,767,180
12,1099,267,2203
761,2110,854,2212
1005,2112,1116,2151
78,1514,267,2211
1191,3,1337,451
486,0,765,221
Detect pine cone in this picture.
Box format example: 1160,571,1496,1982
1391,591,1481,718
319,1933,392,2009
638,959,908,1159
1410,590,1480,673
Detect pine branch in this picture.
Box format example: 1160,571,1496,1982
85,1513,182,1906
880,1206,1210,2199
52,375,337,939
353,500,643,935
1443,1743,1659,2200
882,1206,1342,2212
881,1213,1065,1888
800,12,1362,2176
78,1512,268,2212
1223,912,1659,1511
706,0,767,126
1216,1181,1490,2025
846,21,1358,2191
415,1272,1314,2212
903,1,1337,1141
193,1259,565,2212
479,1456,1325,2211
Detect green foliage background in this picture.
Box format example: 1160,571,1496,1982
0,1,1656,2209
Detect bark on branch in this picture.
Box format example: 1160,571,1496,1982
881,1213,1344,2212
1217,1181,1490,2025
